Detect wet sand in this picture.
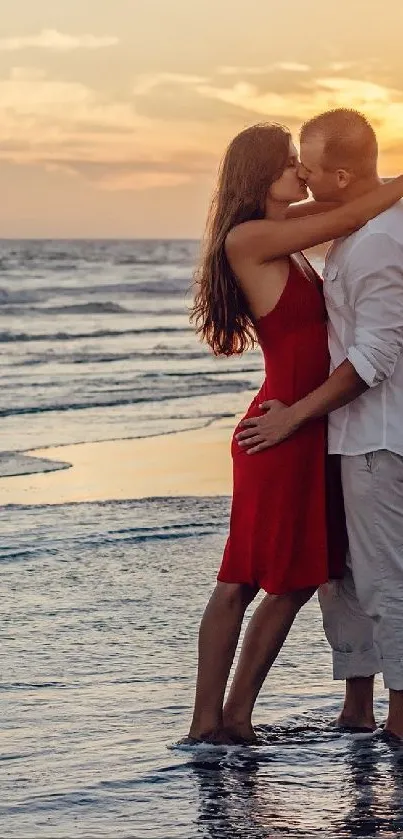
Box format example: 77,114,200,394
0,418,234,506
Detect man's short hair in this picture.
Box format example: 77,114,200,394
300,109,378,177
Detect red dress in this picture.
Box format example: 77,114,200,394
218,258,346,594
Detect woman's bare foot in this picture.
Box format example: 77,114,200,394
186,727,236,745
222,714,258,744
224,726,258,745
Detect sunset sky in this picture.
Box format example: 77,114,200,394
2,0,403,237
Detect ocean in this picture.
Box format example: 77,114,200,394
1,239,402,839
0,239,261,458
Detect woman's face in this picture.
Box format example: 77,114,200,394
268,140,308,204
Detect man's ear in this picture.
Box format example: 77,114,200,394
336,169,352,190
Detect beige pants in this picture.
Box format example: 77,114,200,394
319,450,403,691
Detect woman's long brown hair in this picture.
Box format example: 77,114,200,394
190,123,291,356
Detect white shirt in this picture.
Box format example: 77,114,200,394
323,201,403,456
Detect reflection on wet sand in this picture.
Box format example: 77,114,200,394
341,736,403,837
192,754,270,839
189,716,403,838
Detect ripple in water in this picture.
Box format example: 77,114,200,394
1,497,402,838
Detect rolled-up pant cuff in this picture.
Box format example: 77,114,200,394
382,663,403,691
333,649,380,680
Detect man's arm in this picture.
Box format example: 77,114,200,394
293,233,403,422
236,361,367,452
288,359,368,427
286,199,339,219
237,232,403,452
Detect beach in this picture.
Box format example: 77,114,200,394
1,239,402,839
0,417,234,505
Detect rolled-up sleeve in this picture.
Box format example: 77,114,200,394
345,233,403,387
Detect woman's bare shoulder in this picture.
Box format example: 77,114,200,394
225,221,283,271
225,220,274,258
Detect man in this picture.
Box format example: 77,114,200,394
237,109,403,740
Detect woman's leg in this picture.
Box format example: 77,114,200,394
223,587,316,741
188,581,257,741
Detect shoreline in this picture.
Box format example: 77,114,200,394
0,417,234,506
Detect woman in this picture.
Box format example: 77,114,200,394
187,123,403,745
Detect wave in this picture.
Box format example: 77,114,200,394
113,256,194,268
0,288,42,305
134,280,191,296
0,378,251,417
0,294,133,312
12,349,212,365
0,279,187,299
114,256,160,265
0,298,188,317
0,524,220,556
0,325,193,343
39,301,132,315
122,366,259,377
0,452,69,478
0,547,58,563
94,521,219,544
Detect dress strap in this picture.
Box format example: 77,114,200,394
291,252,324,296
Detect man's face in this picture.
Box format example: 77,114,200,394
299,134,343,202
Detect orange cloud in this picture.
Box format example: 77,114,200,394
0,30,118,52
1,64,403,195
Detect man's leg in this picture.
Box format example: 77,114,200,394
341,677,376,729
342,451,403,740
223,586,316,741
318,565,378,730
188,581,257,741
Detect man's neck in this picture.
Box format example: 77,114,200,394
338,174,382,204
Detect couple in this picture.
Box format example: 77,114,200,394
188,108,403,745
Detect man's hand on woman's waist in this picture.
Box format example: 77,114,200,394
236,400,298,453
236,359,367,454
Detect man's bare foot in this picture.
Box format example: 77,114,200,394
384,721,403,741
335,712,376,732
380,727,403,745
384,692,403,741
336,677,376,732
